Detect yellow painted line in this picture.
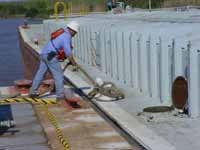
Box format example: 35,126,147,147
0,98,57,104
43,105,70,150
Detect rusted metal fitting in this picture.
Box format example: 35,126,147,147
14,79,32,95
21,20,29,29
172,76,188,113
21,24,29,29
68,97,80,103
61,97,81,109
67,97,81,108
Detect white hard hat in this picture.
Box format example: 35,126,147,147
67,21,79,33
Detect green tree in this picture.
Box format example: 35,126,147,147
24,0,53,18
25,7,39,18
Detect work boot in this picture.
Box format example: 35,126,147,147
67,96,80,103
29,93,39,98
56,97,66,106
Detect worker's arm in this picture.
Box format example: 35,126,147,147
68,54,77,66
62,34,77,65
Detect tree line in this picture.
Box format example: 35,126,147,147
0,0,54,18
0,0,107,18
0,0,199,18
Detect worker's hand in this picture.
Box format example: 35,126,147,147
72,62,79,67
66,61,72,66
67,55,79,71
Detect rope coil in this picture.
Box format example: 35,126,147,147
77,65,125,101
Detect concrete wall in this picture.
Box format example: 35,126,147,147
42,11,200,117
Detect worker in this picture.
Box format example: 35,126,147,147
29,21,79,102
107,0,112,11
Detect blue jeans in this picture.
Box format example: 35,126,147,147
30,54,64,99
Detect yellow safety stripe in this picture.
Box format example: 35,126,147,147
0,98,57,105
43,105,70,150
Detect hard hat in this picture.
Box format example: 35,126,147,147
67,21,79,33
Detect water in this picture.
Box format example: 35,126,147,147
0,18,42,86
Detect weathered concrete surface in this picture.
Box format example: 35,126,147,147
35,99,135,150
0,103,50,150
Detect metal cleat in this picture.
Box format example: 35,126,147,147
14,79,32,96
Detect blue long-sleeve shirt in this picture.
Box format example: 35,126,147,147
41,28,72,57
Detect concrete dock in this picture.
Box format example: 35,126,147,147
8,9,200,150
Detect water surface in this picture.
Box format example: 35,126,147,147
0,18,42,86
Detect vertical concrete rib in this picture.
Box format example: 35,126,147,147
77,28,81,60
132,34,139,90
115,31,120,80
185,42,190,80
157,39,162,101
83,27,87,64
168,44,173,100
161,37,171,103
147,35,151,97
141,35,149,95
104,29,108,74
88,27,92,65
96,31,101,67
100,28,106,73
171,39,175,82
108,30,113,77
129,32,134,88
189,46,200,117
118,32,124,83
80,27,83,62
124,32,131,86
137,36,142,92
81,27,85,63
150,37,159,98
106,30,112,76
121,32,126,84
85,27,89,65
111,30,118,80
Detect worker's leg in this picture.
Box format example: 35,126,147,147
47,57,64,100
29,55,48,95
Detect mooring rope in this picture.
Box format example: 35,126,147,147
43,104,70,150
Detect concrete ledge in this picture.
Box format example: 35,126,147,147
64,68,176,150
